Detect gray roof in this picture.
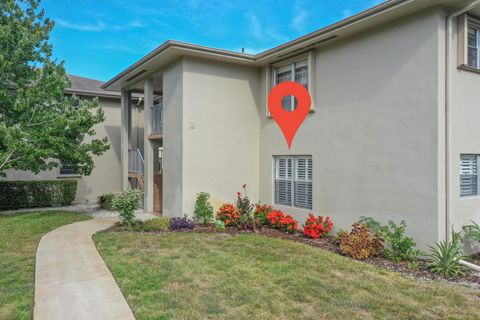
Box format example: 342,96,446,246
67,74,105,92
66,74,121,98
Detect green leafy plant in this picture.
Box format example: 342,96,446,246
98,192,115,210
0,0,109,177
194,192,214,226
112,189,143,227
427,229,466,277
358,217,420,261
381,221,420,261
0,180,77,210
339,223,384,259
139,218,171,232
463,221,480,242
214,220,225,231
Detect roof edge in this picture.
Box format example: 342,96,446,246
102,0,416,91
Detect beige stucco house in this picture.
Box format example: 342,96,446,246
0,75,133,203
101,0,480,250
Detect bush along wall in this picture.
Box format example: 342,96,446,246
0,180,78,210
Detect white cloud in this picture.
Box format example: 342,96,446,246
246,13,263,41
56,18,143,32
291,8,308,31
56,19,107,32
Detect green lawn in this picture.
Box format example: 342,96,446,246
94,232,480,320
0,211,91,320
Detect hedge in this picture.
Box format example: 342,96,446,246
0,180,78,210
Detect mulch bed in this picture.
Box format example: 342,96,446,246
105,223,480,288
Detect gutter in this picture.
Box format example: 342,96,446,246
445,0,480,242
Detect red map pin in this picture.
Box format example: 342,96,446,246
268,81,311,149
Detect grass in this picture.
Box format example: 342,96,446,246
0,211,91,320
94,232,480,320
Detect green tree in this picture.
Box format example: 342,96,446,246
0,0,109,176
194,192,214,226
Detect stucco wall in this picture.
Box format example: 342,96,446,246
180,57,261,215
162,59,184,216
448,14,480,230
259,9,443,250
2,97,122,203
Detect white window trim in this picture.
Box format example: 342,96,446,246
273,155,313,209
458,14,480,71
460,154,480,198
265,51,316,117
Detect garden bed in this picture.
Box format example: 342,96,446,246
104,223,480,288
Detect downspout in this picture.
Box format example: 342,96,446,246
445,0,480,241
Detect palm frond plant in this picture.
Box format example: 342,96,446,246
427,229,466,277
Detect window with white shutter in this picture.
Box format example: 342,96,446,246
274,156,312,209
460,154,480,197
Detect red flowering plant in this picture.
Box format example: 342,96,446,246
267,210,298,233
303,214,333,239
216,203,240,227
254,204,273,226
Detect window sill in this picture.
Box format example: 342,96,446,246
57,174,82,179
460,195,480,199
266,108,316,119
458,64,480,74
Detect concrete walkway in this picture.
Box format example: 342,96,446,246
34,218,136,320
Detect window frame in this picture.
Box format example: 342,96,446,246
467,22,480,69
460,154,480,198
273,155,313,209
459,14,480,71
266,51,316,116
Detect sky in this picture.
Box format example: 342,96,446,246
41,0,385,82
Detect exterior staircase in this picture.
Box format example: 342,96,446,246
128,149,145,190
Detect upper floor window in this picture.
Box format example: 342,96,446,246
272,57,310,112
468,24,479,69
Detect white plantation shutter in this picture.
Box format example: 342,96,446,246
275,157,293,206
274,156,312,209
460,155,479,197
294,157,313,209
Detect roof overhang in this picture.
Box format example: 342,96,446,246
103,0,473,92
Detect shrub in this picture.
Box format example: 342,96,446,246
0,180,77,210
427,229,466,277
170,215,195,231
267,210,298,233
112,189,143,227
254,204,273,226
98,192,115,210
381,220,420,261
140,218,171,232
216,203,240,227
339,223,384,259
358,217,420,261
194,192,214,226
303,214,333,239
214,220,225,231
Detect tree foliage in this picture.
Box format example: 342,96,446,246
0,0,109,176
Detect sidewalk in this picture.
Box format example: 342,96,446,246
33,218,136,320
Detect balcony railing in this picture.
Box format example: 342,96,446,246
151,104,163,134
128,148,144,178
